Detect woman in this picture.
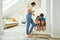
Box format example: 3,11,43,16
26,2,36,38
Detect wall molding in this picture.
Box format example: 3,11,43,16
50,34,60,38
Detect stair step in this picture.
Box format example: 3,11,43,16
33,35,50,38
32,31,50,35
32,31,51,39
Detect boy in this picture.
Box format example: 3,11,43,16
39,13,46,31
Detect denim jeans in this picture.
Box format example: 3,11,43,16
26,13,35,34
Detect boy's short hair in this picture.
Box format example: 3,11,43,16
37,16,39,18
31,2,36,5
40,13,44,17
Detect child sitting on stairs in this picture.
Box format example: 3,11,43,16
39,13,46,31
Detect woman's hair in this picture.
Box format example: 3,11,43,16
40,13,44,17
31,2,36,5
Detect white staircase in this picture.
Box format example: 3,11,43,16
32,31,51,40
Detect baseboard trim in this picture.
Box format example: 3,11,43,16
51,34,60,38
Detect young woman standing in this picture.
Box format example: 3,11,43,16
26,2,36,38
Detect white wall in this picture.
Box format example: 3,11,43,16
3,0,26,17
34,0,46,17
53,0,60,38
41,0,46,15
3,0,19,12
0,0,4,36
46,0,51,33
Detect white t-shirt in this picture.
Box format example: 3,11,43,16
27,5,35,14
27,5,36,22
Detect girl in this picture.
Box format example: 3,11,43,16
35,16,40,31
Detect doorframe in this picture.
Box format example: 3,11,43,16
46,0,54,37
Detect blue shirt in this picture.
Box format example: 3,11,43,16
39,17,45,21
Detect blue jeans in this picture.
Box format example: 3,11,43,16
26,13,35,34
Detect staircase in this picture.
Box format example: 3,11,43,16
31,31,51,40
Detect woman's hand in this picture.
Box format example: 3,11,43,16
32,13,35,16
